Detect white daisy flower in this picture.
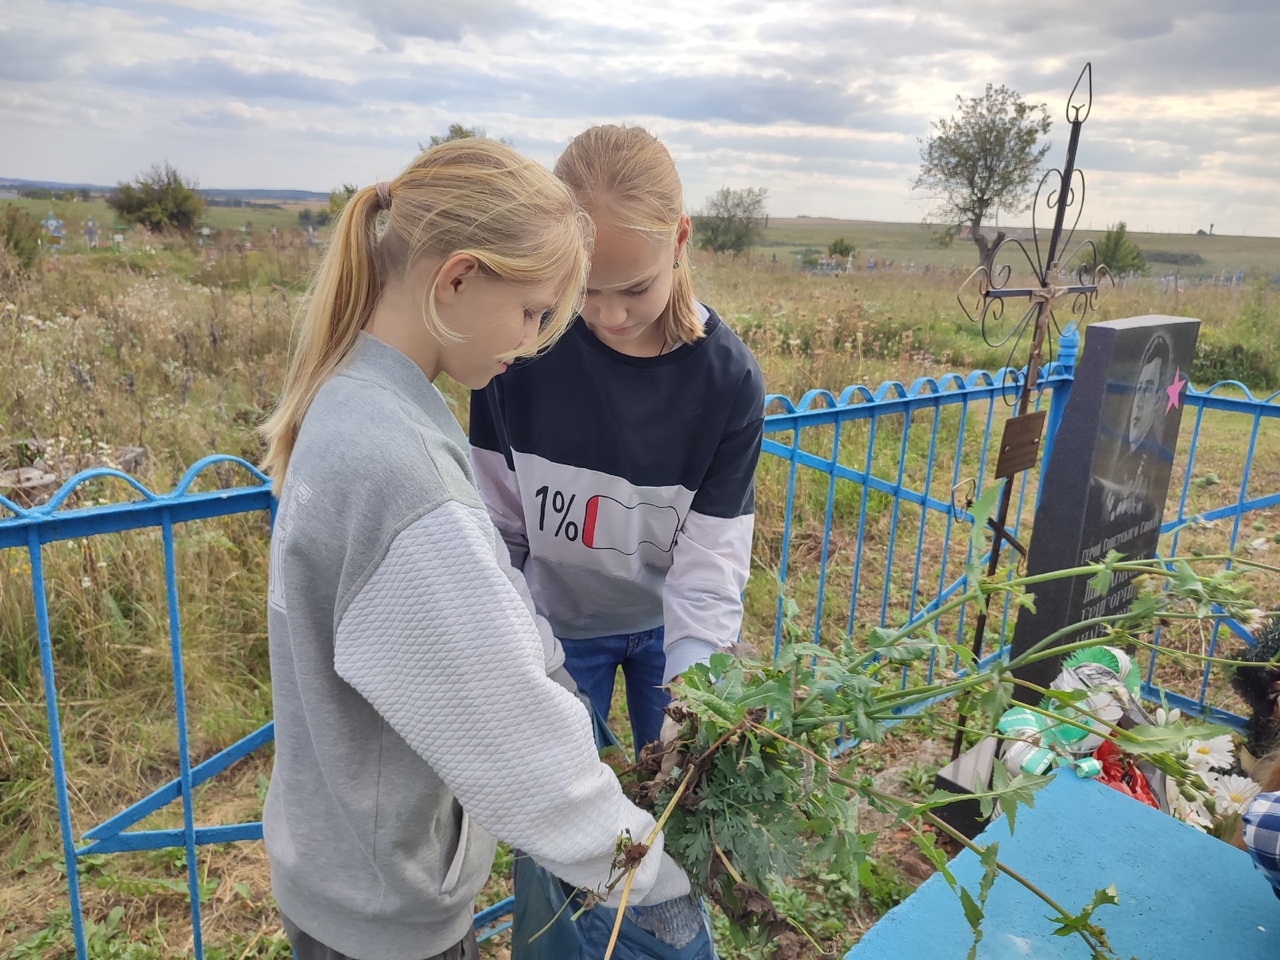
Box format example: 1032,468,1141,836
1211,774,1261,816
1184,735,1234,773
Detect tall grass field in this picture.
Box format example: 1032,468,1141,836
2,215,1278,958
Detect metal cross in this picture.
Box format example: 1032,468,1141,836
951,63,1113,758
957,63,1111,396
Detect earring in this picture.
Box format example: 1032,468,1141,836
673,259,681,269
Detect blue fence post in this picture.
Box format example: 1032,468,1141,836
160,511,205,960
27,530,89,960
1037,325,1079,509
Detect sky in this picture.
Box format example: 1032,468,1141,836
2,0,1278,236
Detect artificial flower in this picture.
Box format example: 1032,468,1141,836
1211,774,1261,816
1184,735,1234,773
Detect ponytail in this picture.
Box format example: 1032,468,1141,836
260,186,383,486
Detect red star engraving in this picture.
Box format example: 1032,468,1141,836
1165,367,1188,413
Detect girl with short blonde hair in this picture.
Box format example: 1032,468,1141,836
471,125,765,751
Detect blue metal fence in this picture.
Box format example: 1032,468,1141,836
4,329,1278,957
757,335,1078,679
1144,379,1280,722
2,456,274,960
758,328,1280,717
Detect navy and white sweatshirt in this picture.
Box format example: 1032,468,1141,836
470,304,765,682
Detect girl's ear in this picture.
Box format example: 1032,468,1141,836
434,254,482,303
675,214,691,254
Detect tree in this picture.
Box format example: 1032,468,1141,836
108,162,205,234
1091,221,1147,276
694,186,769,257
327,183,358,220
419,124,511,151
913,83,1052,268
828,237,855,259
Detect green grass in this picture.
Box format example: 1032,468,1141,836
1,231,1277,958
754,216,1280,277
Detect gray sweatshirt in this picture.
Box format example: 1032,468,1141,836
263,334,667,959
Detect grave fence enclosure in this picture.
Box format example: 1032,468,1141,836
4,327,1277,958
760,328,1279,723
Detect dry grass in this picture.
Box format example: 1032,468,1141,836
1,233,1277,958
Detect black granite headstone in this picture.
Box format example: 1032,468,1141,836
1010,315,1201,696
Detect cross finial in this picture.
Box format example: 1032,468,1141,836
956,62,1113,391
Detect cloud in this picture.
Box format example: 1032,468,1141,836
350,0,552,45
101,57,352,104
0,28,86,79
574,72,881,127
351,64,888,129
1110,15,1175,42
180,103,276,131
0,0,1276,236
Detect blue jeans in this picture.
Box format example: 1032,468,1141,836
559,627,670,751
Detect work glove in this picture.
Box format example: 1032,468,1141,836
631,853,704,948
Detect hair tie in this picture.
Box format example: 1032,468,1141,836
375,181,391,210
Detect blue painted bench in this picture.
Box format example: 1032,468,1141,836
847,773,1280,959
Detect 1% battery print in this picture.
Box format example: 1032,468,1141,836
533,486,680,555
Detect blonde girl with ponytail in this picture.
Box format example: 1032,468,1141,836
258,138,692,960
470,125,765,752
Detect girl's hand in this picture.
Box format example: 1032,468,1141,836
658,680,686,777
